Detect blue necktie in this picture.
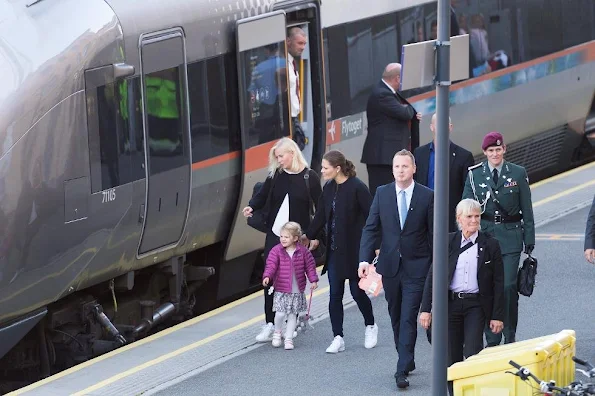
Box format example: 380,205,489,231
399,190,407,229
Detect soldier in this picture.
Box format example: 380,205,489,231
462,131,535,346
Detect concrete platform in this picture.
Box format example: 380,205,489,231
10,161,595,396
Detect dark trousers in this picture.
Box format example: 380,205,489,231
485,252,520,346
383,268,425,374
263,231,280,324
366,164,393,197
447,296,485,396
327,252,375,337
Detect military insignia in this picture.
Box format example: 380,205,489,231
504,181,517,188
468,163,481,170
507,178,512,183
496,139,501,145
479,183,487,188
452,152,456,156
486,177,490,180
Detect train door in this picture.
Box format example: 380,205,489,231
224,10,290,261
273,1,327,170
137,28,192,256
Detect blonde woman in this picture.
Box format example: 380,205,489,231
242,137,322,342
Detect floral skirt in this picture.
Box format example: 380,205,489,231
273,291,307,314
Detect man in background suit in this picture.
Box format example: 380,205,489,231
359,149,434,390
414,113,475,232
361,63,422,196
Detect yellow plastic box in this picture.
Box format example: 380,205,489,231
448,329,576,396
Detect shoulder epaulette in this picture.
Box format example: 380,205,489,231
468,163,482,171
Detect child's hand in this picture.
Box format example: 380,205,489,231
310,282,318,290
263,277,269,287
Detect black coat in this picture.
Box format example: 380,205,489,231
413,141,475,232
361,81,420,166
420,231,505,323
359,181,434,279
306,177,372,279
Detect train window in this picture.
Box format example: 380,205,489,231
87,79,144,193
188,55,240,163
143,67,187,175
239,41,290,148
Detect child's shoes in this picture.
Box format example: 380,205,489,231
272,331,282,347
284,339,294,350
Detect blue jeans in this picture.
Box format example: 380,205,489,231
327,252,375,337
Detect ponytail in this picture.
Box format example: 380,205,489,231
343,160,356,178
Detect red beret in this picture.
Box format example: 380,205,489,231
482,131,504,151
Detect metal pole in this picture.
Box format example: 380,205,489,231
432,0,451,395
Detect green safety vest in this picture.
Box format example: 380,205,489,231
145,76,179,119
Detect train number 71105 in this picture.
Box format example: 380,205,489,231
102,188,116,203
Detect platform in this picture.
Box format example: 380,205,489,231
9,161,595,396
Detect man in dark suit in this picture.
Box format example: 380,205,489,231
361,63,422,197
585,195,595,264
419,198,504,396
359,149,433,390
414,113,475,232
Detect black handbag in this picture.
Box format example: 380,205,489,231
304,171,326,265
246,173,277,233
517,254,537,297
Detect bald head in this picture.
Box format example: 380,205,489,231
430,112,453,140
382,63,402,90
288,27,306,39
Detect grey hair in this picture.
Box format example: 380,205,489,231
455,199,482,231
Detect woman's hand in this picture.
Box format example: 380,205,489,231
490,320,503,334
419,312,432,330
262,277,269,287
308,239,319,251
242,206,253,217
310,282,318,290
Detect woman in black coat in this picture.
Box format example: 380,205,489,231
303,150,377,354
242,137,322,343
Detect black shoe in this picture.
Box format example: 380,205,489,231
395,372,409,389
404,361,416,375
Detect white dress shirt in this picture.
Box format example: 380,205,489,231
450,231,480,293
287,53,301,118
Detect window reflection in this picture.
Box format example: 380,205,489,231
144,67,187,175
241,42,290,148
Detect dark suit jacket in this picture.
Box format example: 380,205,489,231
414,141,475,232
361,81,420,166
420,231,505,323
306,177,372,279
359,181,434,278
586,195,595,250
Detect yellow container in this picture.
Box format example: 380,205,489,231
448,330,576,396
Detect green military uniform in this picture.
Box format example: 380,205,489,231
462,160,535,345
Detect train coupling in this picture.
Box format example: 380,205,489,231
92,304,126,345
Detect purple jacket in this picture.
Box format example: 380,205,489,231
263,243,319,293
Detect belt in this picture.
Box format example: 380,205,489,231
482,213,522,224
449,291,479,300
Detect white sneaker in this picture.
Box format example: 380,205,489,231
272,331,282,348
284,339,294,350
255,323,274,342
326,335,345,353
364,324,378,349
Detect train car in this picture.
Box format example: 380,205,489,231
0,0,593,389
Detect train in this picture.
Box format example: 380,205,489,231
1,0,594,390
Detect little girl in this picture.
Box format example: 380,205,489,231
263,221,318,350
